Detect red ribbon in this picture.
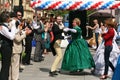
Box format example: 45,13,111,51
110,2,120,9
48,1,62,9
88,1,103,10
68,1,82,10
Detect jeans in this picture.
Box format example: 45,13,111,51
104,45,115,75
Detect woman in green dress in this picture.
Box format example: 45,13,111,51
61,18,95,72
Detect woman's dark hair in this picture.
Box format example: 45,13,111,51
0,11,10,23
44,19,50,24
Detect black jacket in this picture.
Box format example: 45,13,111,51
52,23,64,41
50,23,64,56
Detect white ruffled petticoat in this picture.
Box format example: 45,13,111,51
93,41,120,76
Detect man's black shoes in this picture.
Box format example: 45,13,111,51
49,71,58,77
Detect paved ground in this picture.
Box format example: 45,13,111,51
19,47,112,80
0,47,111,80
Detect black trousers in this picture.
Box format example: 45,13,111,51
0,43,12,80
23,37,33,64
104,45,115,75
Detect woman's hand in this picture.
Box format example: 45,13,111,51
101,31,106,35
63,28,69,32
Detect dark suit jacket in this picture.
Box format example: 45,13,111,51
50,23,64,56
26,23,34,38
52,23,64,41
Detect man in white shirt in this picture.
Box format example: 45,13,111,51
0,11,17,80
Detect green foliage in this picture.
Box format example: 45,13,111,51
22,52,26,58
48,10,96,18
50,10,69,17
87,10,96,17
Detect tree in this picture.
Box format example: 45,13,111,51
50,10,69,17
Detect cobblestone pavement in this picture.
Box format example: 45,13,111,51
1,47,111,80
19,47,112,80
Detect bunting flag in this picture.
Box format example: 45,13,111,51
30,0,120,10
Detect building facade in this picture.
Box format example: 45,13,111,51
22,0,34,19
0,0,35,19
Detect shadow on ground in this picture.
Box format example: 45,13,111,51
59,70,92,76
39,68,50,72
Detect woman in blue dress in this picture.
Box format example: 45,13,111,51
112,55,120,80
61,18,95,72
